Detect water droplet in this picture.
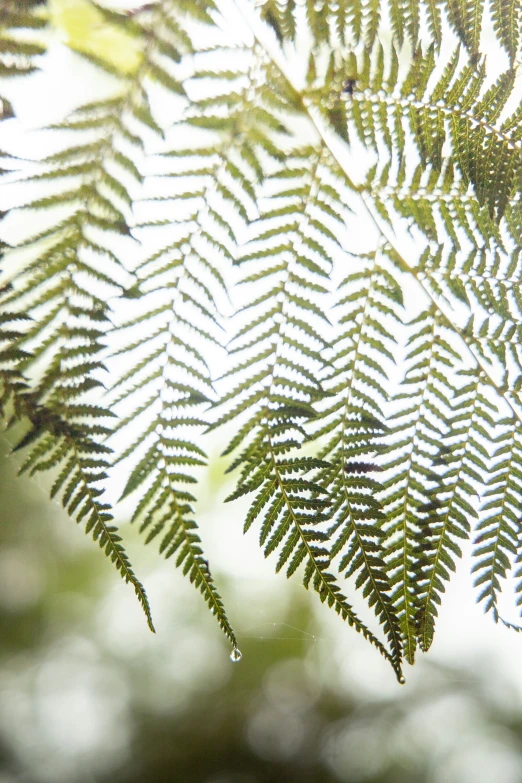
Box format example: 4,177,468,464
230,647,242,663
398,674,406,685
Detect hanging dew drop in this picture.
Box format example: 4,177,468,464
230,647,242,663
398,675,406,685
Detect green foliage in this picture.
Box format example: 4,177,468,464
0,0,45,120
1,0,522,682
314,249,404,675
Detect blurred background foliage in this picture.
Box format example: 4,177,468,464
2,424,522,783
2,2,522,782
49,0,143,73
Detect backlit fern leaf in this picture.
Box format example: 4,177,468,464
381,307,462,663
2,0,522,677
360,167,522,648
258,0,512,51
444,0,484,58
260,0,297,42
0,0,194,628
363,159,501,249
314,248,405,676
415,368,491,650
491,0,522,62
0,308,155,631
0,1,45,135
471,416,522,619
412,224,522,398
214,146,400,674
336,45,521,220
0,1,45,80
107,40,289,650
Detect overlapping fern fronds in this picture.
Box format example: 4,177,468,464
0,297,155,630
1,0,522,679
0,0,192,630
310,44,522,221
313,246,404,675
106,36,289,651
212,146,402,677
261,0,522,57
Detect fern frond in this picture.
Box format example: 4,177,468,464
0,199,152,629
380,307,463,663
107,36,290,651
109,212,237,646
257,0,516,53
472,416,522,620
0,333,154,630
415,369,491,650
444,0,484,58
228,0,522,667
2,0,522,679
491,0,522,62
313,248,404,676
260,0,298,42
363,226,522,652
0,1,45,78
0,0,195,630
213,147,403,678
333,46,521,221
0,0,45,125
363,159,502,249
